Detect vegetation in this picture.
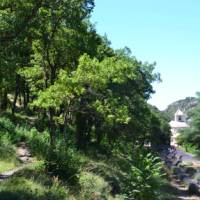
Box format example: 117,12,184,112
0,1,172,199
177,95,200,152
163,97,198,120
0,117,20,173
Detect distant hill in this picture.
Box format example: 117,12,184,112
163,97,198,121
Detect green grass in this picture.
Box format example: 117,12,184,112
0,135,21,174
0,156,173,200
0,160,124,200
0,160,19,173
179,143,200,156
0,114,173,200
0,162,73,200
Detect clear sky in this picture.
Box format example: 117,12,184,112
91,0,200,110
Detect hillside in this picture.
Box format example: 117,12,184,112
163,97,198,121
0,1,192,199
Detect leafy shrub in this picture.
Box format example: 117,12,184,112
0,116,49,159
45,177,71,200
124,150,164,200
45,147,81,184
78,172,110,200
0,117,15,134
0,176,71,200
24,128,49,158
0,135,16,160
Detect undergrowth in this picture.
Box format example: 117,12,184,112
0,114,172,200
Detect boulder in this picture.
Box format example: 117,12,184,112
179,173,190,182
172,166,182,175
188,182,200,195
185,167,197,178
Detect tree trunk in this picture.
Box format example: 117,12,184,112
95,122,102,146
22,81,28,109
63,113,68,145
48,108,56,148
12,75,20,115
26,85,30,105
1,90,8,110
46,108,57,173
19,93,22,106
76,112,86,150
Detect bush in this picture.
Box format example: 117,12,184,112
78,172,110,200
45,147,81,184
45,177,71,200
0,176,71,200
0,116,15,134
124,149,164,200
0,116,49,159
24,128,49,158
0,135,16,160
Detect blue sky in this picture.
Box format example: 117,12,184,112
91,0,200,110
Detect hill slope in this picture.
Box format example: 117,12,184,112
163,97,198,120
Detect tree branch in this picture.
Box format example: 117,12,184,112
0,0,43,43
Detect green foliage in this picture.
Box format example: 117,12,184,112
0,135,15,160
0,114,169,199
45,147,81,184
0,115,49,158
149,105,171,146
0,160,18,173
0,117,16,156
78,172,111,200
124,149,164,200
0,0,171,199
0,167,72,200
163,97,197,120
20,128,49,158
0,119,20,173
0,0,167,151
177,97,200,149
80,149,166,200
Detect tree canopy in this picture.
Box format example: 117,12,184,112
0,0,170,177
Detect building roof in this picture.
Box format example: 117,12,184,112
175,109,184,116
169,120,189,128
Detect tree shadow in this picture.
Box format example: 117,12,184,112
0,191,40,200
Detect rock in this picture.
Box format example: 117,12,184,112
179,173,190,181
172,166,182,175
171,174,178,179
188,182,200,195
185,167,197,177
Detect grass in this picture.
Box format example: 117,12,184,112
0,134,21,173
0,160,124,200
0,162,73,200
179,143,200,156
0,113,175,200
0,153,175,200
0,160,19,173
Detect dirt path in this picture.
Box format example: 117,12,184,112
170,177,200,200
0,142,33,182
161,147,200,200
16,142,32,163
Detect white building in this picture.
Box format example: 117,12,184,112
169,109,189,146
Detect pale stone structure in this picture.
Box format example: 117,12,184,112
169,109,189,146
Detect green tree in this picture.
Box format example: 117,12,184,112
178,94,200,148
